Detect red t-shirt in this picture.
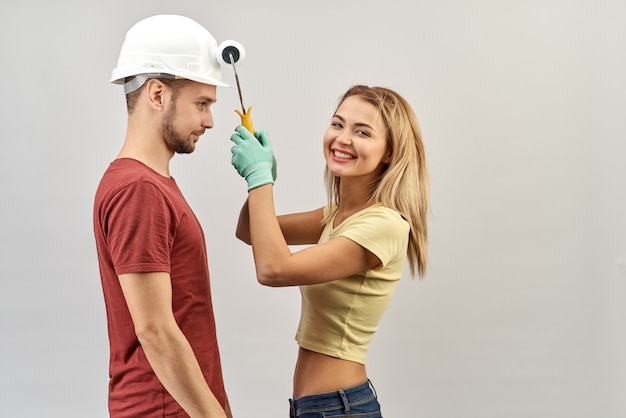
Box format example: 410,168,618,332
93,158,226,417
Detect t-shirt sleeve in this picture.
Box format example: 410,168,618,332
338,208,408,267
105,180,175,275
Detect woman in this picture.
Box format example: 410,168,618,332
230,85,429,417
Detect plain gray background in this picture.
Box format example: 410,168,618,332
1,1,625,417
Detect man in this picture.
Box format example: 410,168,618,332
93,15,234,417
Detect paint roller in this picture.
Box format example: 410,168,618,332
218,40,254,134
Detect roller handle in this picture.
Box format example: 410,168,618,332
235,106,254,134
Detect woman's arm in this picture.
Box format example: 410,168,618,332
236,197,325,246
247,185,381,287
235,199,252,244
230,127,378,286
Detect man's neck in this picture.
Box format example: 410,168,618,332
117,133,174,178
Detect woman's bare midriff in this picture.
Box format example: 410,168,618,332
293,347,368,399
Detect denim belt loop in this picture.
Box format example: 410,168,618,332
289,398,295,418
338,389,351,414
368,378,378,399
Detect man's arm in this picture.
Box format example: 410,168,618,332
224,395,233,418
119,272,227,418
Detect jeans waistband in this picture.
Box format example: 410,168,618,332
289,380,377,417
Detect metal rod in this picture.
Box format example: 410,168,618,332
229,53,246,114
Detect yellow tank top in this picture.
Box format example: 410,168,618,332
295,203,409,364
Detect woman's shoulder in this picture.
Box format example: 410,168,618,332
358,204,407,225
339,204,409,238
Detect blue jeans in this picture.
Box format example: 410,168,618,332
289,380,383,417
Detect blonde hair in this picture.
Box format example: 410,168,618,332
324,85,429,277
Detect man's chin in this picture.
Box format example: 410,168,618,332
172,141,196,155
175,147,195,155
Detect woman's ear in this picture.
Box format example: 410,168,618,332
382,146,393,164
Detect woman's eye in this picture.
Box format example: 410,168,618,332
356,130,370,137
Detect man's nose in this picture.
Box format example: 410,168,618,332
202,111,214,129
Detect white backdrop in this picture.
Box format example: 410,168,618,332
1,1,625,417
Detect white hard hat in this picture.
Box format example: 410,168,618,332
110,15,231,92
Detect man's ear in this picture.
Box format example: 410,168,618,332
145,79,167,110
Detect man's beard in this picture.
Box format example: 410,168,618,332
162,101,195,154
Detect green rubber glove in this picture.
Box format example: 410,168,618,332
258,130,278,182
230,125,275,191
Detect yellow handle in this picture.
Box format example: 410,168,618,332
235,106,254,134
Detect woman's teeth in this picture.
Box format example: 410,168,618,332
334,150,354,159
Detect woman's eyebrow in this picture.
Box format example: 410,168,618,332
332,114,375,131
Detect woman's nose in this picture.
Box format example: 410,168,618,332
336,131,352,145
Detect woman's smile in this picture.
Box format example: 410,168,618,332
331,149,356,161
